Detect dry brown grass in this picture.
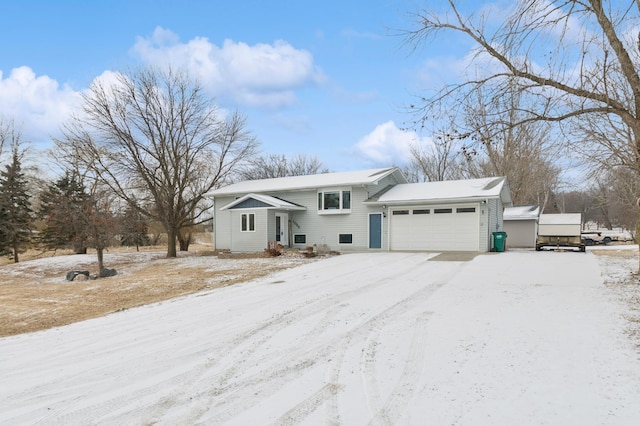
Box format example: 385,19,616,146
0,244,315,337
591,248,637,257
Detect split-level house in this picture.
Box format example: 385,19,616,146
209,167,512,253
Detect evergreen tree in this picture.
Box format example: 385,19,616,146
38,171,90,254
0,149,33,262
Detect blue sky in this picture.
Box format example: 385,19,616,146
0,0,468,173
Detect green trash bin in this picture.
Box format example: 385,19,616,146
492,231,507,252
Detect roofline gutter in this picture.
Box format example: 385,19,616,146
362,195,500,206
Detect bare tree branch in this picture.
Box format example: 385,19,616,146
404,0,640,269
55,67,258,257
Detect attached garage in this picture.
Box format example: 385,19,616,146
366,177,512,252
389,205,480,251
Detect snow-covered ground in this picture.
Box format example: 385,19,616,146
1,250,640,425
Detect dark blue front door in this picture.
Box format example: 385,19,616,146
369,213,382,249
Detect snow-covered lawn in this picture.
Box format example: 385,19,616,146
1,250,639,425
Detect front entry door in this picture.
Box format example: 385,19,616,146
369,213,382,249
275,213,289,246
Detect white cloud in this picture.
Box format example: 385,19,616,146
130,27,325,108
355,121,424,166
0,66,80,145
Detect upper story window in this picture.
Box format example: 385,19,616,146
318,189,351,214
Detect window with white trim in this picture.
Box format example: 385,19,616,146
241,213,255,232
317,189,352,214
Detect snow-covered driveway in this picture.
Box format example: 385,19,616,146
1,251,640,425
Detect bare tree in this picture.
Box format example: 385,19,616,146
240,153,327,180
82,180,120,273
404,129,466,182
57,67,258,257
38,169,120,273
405,0,640,269
596,167,640,235
461,88,561,209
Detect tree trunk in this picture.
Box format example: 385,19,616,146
97,246,104,272
13,240,19,263
178,230,191,252
636,199,640,274
166,228,177,258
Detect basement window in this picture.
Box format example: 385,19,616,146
339,234,353,244
294,234,306,244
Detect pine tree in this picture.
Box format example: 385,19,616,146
38,171,90,253
0,149,33,262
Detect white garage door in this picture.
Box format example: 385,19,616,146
390,205,479,251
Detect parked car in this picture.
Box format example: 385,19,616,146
581,231,611,246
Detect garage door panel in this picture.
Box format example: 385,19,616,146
390,205,479,251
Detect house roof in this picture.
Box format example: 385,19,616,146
210,167,406,196
220,193,307,211
504,205,540,220
365,177,512,205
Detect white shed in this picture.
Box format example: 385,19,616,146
503,205,540,248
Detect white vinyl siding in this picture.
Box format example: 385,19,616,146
278,188,376,251
479,202,489,252
230,210,267,252
487,198,502,251
213,196,234,250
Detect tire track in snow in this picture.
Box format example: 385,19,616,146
197,258,453,424
269,383,344,426
366,312,431,426
317,264,462,425
361,264,463,425
152,254,434,423
9,257,389,424
16,254,457,425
